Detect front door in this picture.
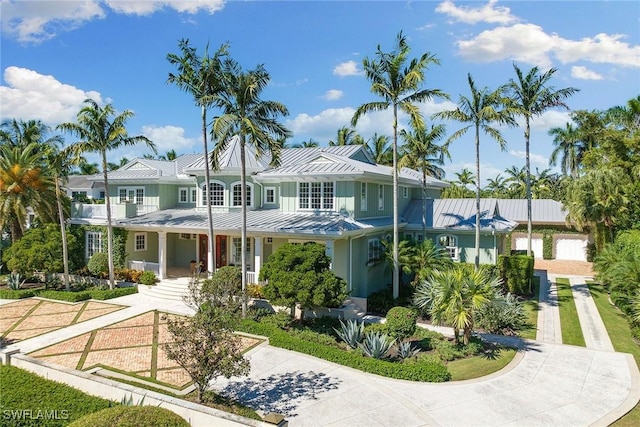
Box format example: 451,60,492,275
198,234,208,270
216,235,227,268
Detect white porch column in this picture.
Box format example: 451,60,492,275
254,237,262,281
325,240,335,270
158,231,167,280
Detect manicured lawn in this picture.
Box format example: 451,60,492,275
520,275,540,340
588,282,640,426
0,364,112,426
555,277,586,347
447,348,517,381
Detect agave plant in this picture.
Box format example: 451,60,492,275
358,331,395,359
334,319,365,349
7,272,25,290
120,393,146,406
396,340,420,360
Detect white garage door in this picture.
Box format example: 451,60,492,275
556,238,588,261
515,237,543,258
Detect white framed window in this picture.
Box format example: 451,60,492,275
378,184,384,210
190,188,197,203
202,181,225,206
134,232,147,251
231,237,251,267
86,231,103,259
232,182,253,207
402,186,409,199
298,182,334,210
178,187,189,203
118,186,144,204
438,234,459,260
360,182,367,211
179,233,194,240
368,238,382,263
265,187,276,204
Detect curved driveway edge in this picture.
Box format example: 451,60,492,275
211,340,639,427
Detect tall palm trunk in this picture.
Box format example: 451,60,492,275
392,104,400,299
474,124,481,270
55,176,70,291
240,136,248,318
422,170,427,239
525,118,533,257
101,151,115,289
202,106,215,275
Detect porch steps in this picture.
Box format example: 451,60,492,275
340,298,368,321
137,278,190,301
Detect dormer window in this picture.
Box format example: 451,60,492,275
202,181,224,206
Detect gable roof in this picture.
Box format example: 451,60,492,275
100,158,176,180
65,175,104,189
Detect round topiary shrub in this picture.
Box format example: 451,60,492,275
68,406,190,427
384,306,417,339
138,271,157,285
87,252,109,278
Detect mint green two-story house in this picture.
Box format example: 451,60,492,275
70,137,518,298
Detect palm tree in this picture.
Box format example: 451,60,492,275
607,95,640,134
454,168,476,187
351,31,447,299
290,138,319,148
0,120,59,243
548,123,581,178
329,126,363,146
504,165,527,198
77,161,99,175
159,149,178,161
413,265,499,344
212,59,291,318
167,38,228,274
505,64,578,256
433,74,514,269
484,174,507,198
399,124,448,237
58,99,155,289
412,239,452,284
367,133,393,165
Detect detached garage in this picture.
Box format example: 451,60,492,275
554,235,588,261
498,199,591,262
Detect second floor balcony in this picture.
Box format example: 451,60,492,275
71,202,158,220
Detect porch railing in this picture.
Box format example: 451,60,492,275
129,260,160,275
71,202,158,219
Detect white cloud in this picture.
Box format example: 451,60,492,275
141,125,199,153
333,61,362,77
0,66,103,124
286,108,356,141
455,23,640,69
1,0,225,43
105,0,225,16
419,99,458,117
1,0,105,43
529,110,571,130
322,89,343,101
435,0,519,25
571,65,603,80
509,150,548,167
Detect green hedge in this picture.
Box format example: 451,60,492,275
0,287,137,301
497,255,534,296
543,233,554,260
0,365,112,427
238,320,451,382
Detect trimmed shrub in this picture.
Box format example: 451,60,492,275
247,283,265,299
497,255,534,296
138,271,157,286
87,252,109,278
37,290,91,302
87,287,137,300
68,406,189,427
385,306,417,339
542,233,554,260
0,289,36,299
0,365,112,426
238,319,451,382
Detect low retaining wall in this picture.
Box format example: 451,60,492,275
4,352,268,427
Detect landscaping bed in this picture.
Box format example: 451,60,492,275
0,286,137,301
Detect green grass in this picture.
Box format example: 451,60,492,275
0,364,113,426
555,277,586,347
447,348,517,381
588,282,640,426
520,275,540,339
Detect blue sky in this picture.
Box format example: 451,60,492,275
1,0,639,184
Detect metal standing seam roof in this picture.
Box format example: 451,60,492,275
496,199,568,224
117,208,390,236
182,136,270,173
65,175,104,189
403,198,517,232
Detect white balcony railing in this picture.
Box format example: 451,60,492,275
129,260,160,275
72,202,158,219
